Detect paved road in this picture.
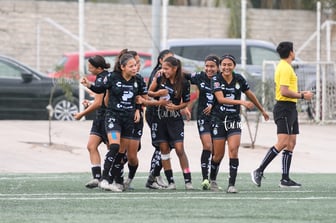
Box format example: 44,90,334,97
1,120,335,174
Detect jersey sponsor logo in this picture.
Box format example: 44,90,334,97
206,92,213,101
223,116,242,131
116,81,122,87
137,129,142,136
157,107,181,119
122,91,134,101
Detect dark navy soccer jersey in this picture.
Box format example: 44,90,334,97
89,71,147,114
211,72,250,120
185,71,215,118
155,75,190,105
147,65,161,88
94,70,109,119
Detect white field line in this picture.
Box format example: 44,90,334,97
1,190,335,201
1,196,335,201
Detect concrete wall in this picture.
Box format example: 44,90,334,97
0,0,334,72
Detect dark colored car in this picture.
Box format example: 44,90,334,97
0,54,90,120
48,50,152,82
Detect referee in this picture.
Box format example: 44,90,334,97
251,41,313,188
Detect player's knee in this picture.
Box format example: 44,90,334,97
161,153,170,160
107,143,119,157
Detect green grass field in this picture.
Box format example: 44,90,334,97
1,172,335,223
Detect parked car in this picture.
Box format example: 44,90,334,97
0,54,91,120
48,50,152,82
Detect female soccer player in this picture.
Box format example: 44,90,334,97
210,54,269,193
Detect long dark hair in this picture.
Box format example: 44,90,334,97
88,55,110,69
113,49,135,72
114,52,134,73
152,49,173,72
161,56,183,99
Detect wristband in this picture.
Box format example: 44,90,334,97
301,93,304,99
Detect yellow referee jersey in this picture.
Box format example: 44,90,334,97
274,59,298,103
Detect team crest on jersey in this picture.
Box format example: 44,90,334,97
134,81,138,88
152,132,156,139
213,126,218,135
235,82,241,90
108,122,114,129
214,82,220,88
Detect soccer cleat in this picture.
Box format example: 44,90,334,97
146,180,163,189
85,178,99,189
155,176,168,188
185,182,194,190
99,179,122,192
115,183,124,191
251,169,264,187
201,179,210,190
166,183,176,190
227,185,238,193
279,179,302,188
210,180,220,192
123,178,134,191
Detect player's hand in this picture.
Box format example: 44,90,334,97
81,77,91,88
181,108,191,121
301,91,314,100
243,101,254,110
203,104,212,115
134,109,140,123
73,113,83,120
262,111,270,121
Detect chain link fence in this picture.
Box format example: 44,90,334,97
262,60,336,123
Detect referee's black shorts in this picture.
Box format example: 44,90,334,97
273,101,299,135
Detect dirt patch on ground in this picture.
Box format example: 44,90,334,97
21,141,81,154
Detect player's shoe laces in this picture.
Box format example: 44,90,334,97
85,178,99,189
227,185,238,193
251,169,264,187
201,179,210,190
155,176,168,188
185,182,194,190
210,181,220,192
279,178,302,188
166,183,176,190
99,179,122,192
